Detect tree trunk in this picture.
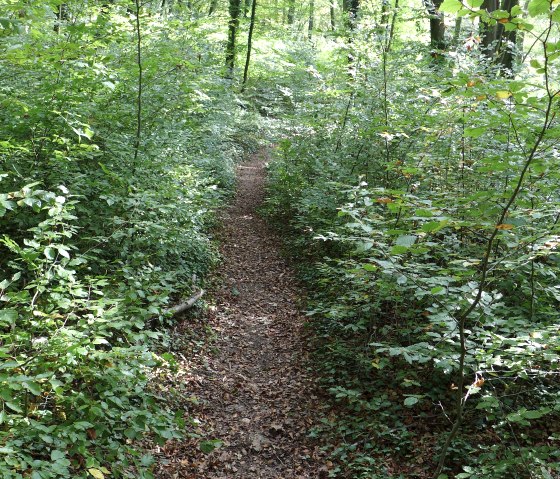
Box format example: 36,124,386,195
287,0,295,24
226,0,241,78
244,0,251,17
480,0,519,76
424,0,446,50
330,0,336,30
387,0,399,51
343,0,359,30
242,0,257,88
480,0,498,58
495,0,518,76
308,0,314,39
54,3,69,33
381,0,390,27
208,0,219,15
343,0,360,71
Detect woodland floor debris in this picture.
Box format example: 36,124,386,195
154,148,325,479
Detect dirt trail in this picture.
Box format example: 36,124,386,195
155,148,323,479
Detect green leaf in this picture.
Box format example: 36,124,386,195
404,396,419,406
23,381,42,396
0,309,17,325
391,245,409,255
361,263,377,272
88,469,105,479
199,439,223,454
396,235,416,247
530,59,542,69
56,245,70,259
421,220,447,233
439,0,463,12
51,450,66,461
527,0,550,16
5,401,23,413
465,126,487,138
523,409,550,419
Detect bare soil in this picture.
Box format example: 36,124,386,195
155,148,324,479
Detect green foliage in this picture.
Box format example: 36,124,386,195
263,8,560,479
0,1,258,477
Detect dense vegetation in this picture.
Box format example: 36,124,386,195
0,3,253,477
264,5,560,479
1,0,559,478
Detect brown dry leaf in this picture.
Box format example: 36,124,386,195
474,378,485,388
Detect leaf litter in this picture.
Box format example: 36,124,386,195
154,148,326,479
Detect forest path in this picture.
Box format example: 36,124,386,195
155,148,324,479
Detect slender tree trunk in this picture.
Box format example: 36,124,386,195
387,0,399,52
424,0,446,50
381,0,390,27
242,0,257,89
244,0,251,17
287,0,295,24
54,3,69,33
308,0,314,39
330,0,336,30
480,0,498,58
133,0,143,174
343,0,360,71
226,0,241,78
208,0,219,15
453,17,462,45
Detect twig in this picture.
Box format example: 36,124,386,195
164,289,205,316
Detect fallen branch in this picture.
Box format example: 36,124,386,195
164,289,205,316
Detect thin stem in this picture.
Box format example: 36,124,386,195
432,80,556,479
133,0,143,175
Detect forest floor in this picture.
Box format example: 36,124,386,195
154,148,326,479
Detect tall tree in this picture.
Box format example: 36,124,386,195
480,0,498,55
243,0,252,17
424,0,446,50
380,0,399,52
208,0,219,15
54,3,69,33
480,0,519,76
287,0,295,24
308,0,314,38
226,0,242,78
343,0,360,30
242,0,257,88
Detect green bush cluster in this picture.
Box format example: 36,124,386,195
0,3,256,477
264,21,560,479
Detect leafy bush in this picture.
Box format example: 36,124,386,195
0,3,259,477
264,12,560,479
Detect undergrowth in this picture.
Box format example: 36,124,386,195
260,19,560,479
0,4,262,478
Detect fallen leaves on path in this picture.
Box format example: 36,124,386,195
154,148,325,479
